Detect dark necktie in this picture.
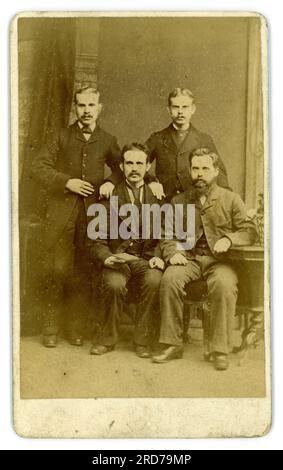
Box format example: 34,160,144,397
173,129,189,149
82,126,92,134
131,186,141,205
126,184,144,213
126,185,144,243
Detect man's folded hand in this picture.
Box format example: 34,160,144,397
104,255,127,267
213,237,232,254
149,257,165,270
169,253,188,265
65,178,94,197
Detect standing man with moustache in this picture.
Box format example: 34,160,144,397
32,86,122,347
145,88,230,201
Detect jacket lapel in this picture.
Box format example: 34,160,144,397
143,184,157,205
202,184,219,211
112,181,132,223
112,181,140,248
162,125,178,153
87,125,101,144
73,121,86,142
178,124,197,155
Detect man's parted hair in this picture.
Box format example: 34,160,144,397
74,86,100,104
189,147,220,169
168,88,195,106
121,143,150,163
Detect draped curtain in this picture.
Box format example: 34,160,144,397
19,18,76,334
19,18,76,219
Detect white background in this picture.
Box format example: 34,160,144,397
1,0,281,450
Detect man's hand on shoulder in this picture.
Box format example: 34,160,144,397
169,253,188,266
213,237,232,254
148,182,165,200
99,182,115,199
65,178,94,197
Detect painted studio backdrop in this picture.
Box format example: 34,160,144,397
18,16,264,334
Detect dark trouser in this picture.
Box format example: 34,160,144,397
97,259,162,347
41,200,93,336
159,255,238,355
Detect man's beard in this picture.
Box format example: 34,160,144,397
192,179,210,194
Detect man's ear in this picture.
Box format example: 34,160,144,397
215,167,219,177
119,162,124,172
191,103,196,115
98,103,103,115
146,162,151,172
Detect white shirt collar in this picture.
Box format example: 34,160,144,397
78,121,96,132
172,122,190,132
126,179,145,190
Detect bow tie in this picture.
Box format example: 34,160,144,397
82,126,93,134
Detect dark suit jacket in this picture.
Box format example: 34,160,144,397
160,184,257,262
146,123,229,200
31,122,122,249
90,180,161,264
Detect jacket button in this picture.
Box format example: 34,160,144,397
176,190,180,194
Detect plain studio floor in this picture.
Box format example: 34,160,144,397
20,326,266,399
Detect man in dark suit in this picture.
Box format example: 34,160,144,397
31,86,122,347
145,88,230,201
90,143,164,358
152,147,256,370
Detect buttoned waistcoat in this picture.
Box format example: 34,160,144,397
31,122,122,249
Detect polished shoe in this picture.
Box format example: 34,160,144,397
69,336,84,346
90,344,114,355
152,345,183,363
214,354,229,371
42,334,57,348
135,344,151,359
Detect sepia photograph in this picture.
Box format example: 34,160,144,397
12,11,270,438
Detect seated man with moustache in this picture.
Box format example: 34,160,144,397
89,143,164,358
152,147,257,370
